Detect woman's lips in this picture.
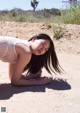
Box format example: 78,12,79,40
38,50,41,54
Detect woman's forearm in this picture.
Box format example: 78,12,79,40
11,77,52,86
11,79,40,86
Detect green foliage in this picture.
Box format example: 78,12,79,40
61,2,80,24
53,24,63,40
15,16,26,22
0,8,62,23
24,15,38,22
10,10,17,17
42,8,61,17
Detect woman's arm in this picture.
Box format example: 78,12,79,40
12,76,52,86
9,64,42,80
9,54,52,86
9,64,52,86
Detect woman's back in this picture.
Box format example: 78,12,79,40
0,36,28,63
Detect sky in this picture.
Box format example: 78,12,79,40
0,0,79,11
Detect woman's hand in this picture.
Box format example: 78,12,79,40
38,76,53,85
20,75,52,86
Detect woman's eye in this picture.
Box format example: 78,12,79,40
42,42,44,46
42,42,46,46
45,48,48,51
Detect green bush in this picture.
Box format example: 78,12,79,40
61,2,80,24
0,9,63,23
53,24,63,40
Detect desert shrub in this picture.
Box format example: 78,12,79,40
0,8,62,23
53,24,63,40
14,15,26,22
10,10,17,17
61,2,80,24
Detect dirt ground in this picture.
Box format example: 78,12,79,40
0,21,80,113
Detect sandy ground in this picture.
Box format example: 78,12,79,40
0,21,80,113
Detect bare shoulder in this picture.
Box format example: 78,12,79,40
15,43,31,53
15,43,32,63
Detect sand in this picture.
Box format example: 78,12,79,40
0,21,80,113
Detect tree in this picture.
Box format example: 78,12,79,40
31,0,39,11
69,0,78,7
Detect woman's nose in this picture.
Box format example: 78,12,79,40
41,48,44,51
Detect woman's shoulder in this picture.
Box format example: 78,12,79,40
16,43,32,65
15,42,31,56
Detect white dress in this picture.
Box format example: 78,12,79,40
0,36,28,63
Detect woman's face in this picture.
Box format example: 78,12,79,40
30,39,50,55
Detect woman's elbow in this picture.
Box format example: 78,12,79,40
11,79,19,86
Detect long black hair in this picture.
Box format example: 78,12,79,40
23,34,62,74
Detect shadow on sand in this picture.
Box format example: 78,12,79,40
0,78,71,100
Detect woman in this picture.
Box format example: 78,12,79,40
0,34,62,86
